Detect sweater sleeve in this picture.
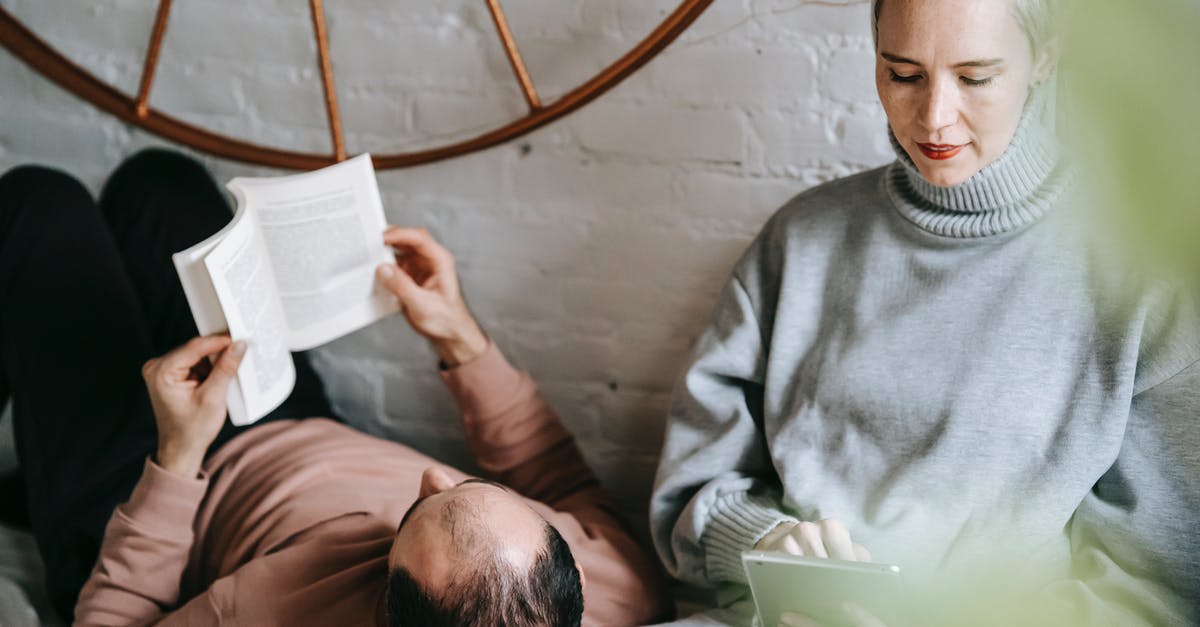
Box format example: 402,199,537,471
1035,358,1200,626
74,458,209,627
650,274,797,587
440,342,673,625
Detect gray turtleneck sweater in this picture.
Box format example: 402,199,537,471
650,94,1200,626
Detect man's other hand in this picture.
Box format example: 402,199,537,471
376,226,488,367
142,334,246,478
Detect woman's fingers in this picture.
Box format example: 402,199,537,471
852,542,872,562
791,522,829,559
818,518,857,561
758,519,872,562
842,603,888,627
779,612,823,627
755,522,795,552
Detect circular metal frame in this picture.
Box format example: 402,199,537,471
0,1,714,170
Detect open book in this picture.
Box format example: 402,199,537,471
172,154,398,425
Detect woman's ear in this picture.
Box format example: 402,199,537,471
1032,37,1061,86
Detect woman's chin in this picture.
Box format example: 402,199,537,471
915,163,976,188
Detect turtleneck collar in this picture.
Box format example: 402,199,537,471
884,85,1076,238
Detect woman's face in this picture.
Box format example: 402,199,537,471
875,0,1040,187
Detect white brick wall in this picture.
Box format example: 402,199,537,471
0,0,891,540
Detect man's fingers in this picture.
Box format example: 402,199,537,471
377,263,421,302
382,227,455,282
382,227,444,260
159,334,233,377
198,340,246,401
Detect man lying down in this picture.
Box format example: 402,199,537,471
0,150,671,626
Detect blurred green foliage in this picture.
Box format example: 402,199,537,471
1063,0,1200,284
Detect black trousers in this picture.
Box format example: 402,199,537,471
0,149,337,620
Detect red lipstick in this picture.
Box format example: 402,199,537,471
917,143,965,160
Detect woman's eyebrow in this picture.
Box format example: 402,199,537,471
880,52,1005,69
881,52,921,65
954,58,1005,68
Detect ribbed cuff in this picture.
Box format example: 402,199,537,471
439,341,525,421
120,457,210,541
703,492,798,584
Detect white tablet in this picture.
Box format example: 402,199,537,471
742,551,910,627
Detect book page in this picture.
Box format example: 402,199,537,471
226,154,399,351
202,211,296,425
171,209,253,423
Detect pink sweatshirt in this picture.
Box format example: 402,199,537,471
75,344,672,626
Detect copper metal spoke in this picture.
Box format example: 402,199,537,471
134,0,173,119
484,0,541,111
309,0,347,161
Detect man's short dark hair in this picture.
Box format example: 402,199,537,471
387,521,583,626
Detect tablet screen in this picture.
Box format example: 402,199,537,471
742,551,910,627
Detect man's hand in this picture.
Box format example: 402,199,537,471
142,334,246,478
756,518,872,562
375,226,488,367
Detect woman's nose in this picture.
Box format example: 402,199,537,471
919,78,960,133
418,466,456,498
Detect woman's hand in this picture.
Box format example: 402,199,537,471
142,334,246,478
755,518,871,562
375,226,488,367
779,604,888,627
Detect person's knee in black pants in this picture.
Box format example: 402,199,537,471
0,163,160,619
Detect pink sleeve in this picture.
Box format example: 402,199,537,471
74,458,210,626
441,343,674,625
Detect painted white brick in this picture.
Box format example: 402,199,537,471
412,90,526,138
571,102,745,163
149,59,245,120
644,45,819,108
833,105,894,167
676,169,801,226
749,107,837,171
824,45,879,104
758,0,873,40
512,153,674,221
517,34,630,101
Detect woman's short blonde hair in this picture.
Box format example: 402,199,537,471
871,0,1059,55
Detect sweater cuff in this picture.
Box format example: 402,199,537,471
439,341,525,420
119,457,210,541
702,492,798,584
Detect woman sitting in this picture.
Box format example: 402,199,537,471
650,0,1200,625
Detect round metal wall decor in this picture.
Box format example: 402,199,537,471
0,1,714,170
